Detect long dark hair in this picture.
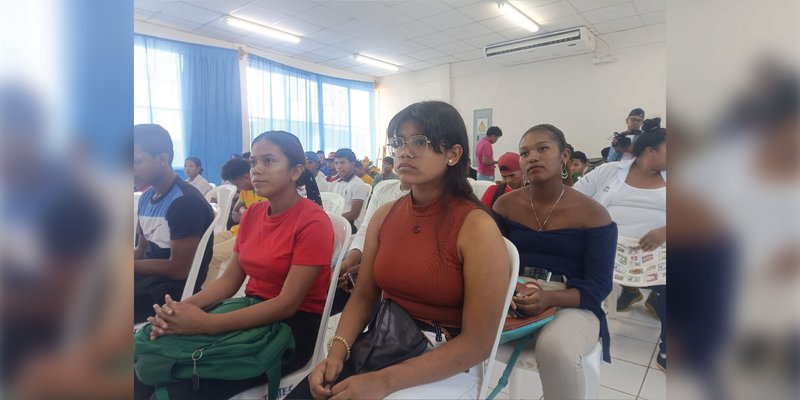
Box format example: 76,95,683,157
251,131,323,207
387,101,481,208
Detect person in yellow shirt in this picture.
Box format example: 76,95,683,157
204,158,266,287
355,160,373,185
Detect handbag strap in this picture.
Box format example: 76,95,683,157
154,385,170,400
491,183,507,207
486,334,534,400
416,319,459,341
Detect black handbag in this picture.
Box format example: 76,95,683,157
349,299,429,374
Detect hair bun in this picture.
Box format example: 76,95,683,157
642,117,662,132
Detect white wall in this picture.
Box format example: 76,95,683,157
378,24,666,161
376,64,451,139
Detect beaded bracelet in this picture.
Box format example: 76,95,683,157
326,335,351,362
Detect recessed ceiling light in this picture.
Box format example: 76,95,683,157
224,16,301,44
498,1,539,33
353,54,399,72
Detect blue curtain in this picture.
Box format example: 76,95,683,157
180,44,242,185
248,55,320,152
248,54,375,159
135,34,242,184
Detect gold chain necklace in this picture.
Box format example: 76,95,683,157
529,184,565,232
408,196,435,234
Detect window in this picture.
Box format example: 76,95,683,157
247,65,322,152
134,43,185,167
247,55,376,159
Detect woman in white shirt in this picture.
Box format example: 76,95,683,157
184,156,213,195
574,121,667,369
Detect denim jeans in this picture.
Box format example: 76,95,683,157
477,173,494,182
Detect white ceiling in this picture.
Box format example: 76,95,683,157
135,0,665,78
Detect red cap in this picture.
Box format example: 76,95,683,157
498,152,521,175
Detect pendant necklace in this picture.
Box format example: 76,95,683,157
409,197,435,234
529,184,565,232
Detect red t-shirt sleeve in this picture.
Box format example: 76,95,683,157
291,209,334,267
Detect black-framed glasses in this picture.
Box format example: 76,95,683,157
387,135,431,156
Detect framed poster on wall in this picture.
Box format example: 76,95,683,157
472,109,492,168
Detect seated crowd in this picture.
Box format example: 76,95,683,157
133,101,666,399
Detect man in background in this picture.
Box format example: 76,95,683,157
331,148,370,233
607,108,645,161
372,156,398,187
133,124,214,323
480,152,524,208
354,160,373,185
571,151,589,181
475,126,503,181
325,152,337,181
317,150,330,177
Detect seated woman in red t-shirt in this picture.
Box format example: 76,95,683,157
286,101,510,399
135,131,334,400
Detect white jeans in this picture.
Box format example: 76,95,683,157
529,307,600,399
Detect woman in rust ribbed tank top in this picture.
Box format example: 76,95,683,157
292,101,510,400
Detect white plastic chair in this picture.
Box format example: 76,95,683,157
230,212,351,400
320,192,345,215
354,182,372,230
470,180,495,201
211,184,237,234
384,238,520,400
180,206,221,301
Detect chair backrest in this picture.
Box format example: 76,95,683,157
181,206,221,300
311,213,352,363
320,192,345,215
354,182,373,229
477,238,521,399
212,184,238,234
470,180,495,200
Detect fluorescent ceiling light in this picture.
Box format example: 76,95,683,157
353,54,399,72
498,1,539,33
224,17,300,44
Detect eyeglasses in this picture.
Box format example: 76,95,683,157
387,135,431,156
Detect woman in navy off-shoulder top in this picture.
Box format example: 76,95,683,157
493,124,617,400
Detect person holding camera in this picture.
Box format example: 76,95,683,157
607,108,645,162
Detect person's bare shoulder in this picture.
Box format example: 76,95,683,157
492,187,523,218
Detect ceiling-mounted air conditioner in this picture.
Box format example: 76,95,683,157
484,27,596,66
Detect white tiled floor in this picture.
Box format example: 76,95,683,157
324,291,666,399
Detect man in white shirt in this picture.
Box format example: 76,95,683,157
331,148,370,233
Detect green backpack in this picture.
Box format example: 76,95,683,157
134,297,295,400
